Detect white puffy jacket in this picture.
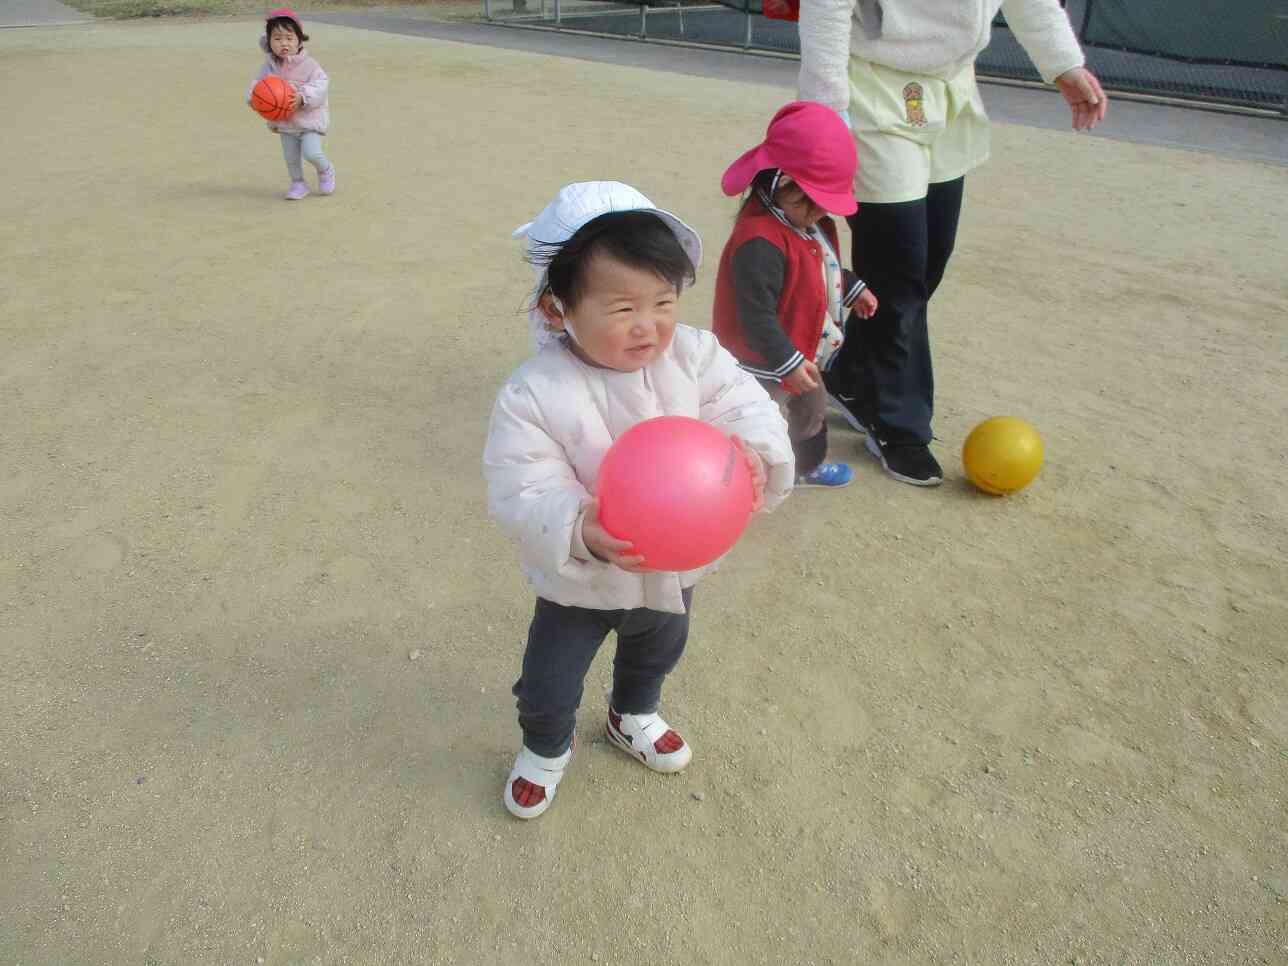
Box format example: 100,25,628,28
799,0,1085,112
483,325,795,615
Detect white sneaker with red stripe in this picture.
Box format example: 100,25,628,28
503,741,573,820
606,708,692,773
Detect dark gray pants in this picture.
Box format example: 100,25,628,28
512,590,693,758
833,177,965,445
761,380,828,477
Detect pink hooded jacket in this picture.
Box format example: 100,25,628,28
247,37,330,136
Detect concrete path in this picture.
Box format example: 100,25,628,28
0,0,92,28
313,10,1288,167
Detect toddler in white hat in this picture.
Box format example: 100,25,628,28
483,182,794,819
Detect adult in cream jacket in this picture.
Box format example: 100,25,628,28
798,0,1107,487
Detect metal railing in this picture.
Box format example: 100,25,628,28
479,0,1288,115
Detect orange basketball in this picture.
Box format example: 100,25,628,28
251,75,295,122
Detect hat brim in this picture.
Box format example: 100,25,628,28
514,207,703,275
649,209,703,274
796,180,858,217
721,144,772,197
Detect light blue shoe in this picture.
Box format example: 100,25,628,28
796,462,854,488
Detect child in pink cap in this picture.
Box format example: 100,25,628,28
246,9,336,200
712,101,878,488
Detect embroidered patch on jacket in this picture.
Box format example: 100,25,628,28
903,82,927,127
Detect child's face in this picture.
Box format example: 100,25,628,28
270,25,301,58
775,180,826,230
544,253,679,372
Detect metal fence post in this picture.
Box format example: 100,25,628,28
743,3,752,49
555,0,561,26
483,0,491,20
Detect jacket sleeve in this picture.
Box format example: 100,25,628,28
1001,0,1085,83
483,380,602,583
297,61,329,107
694,332,795,511
797,0,858,112
731,239,805,380
841,268,868,308
246,61,272,103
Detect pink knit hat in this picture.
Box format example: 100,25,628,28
721,101,858,216
266,7,303,28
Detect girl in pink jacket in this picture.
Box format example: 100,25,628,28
246,9,335,201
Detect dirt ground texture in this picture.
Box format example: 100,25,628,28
2,18,1286,966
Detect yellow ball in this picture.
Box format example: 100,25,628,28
962,417,1044,495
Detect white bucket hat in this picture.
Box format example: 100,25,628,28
514,181,703,352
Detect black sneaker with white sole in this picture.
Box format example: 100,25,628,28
821,371,872,435
865,435,943,487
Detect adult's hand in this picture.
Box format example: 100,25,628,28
1056,67,1108,131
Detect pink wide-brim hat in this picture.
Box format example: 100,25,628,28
721,101,858,216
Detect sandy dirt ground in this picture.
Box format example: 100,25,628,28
2,17,1286,966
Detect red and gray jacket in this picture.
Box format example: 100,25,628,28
712,195,865,381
